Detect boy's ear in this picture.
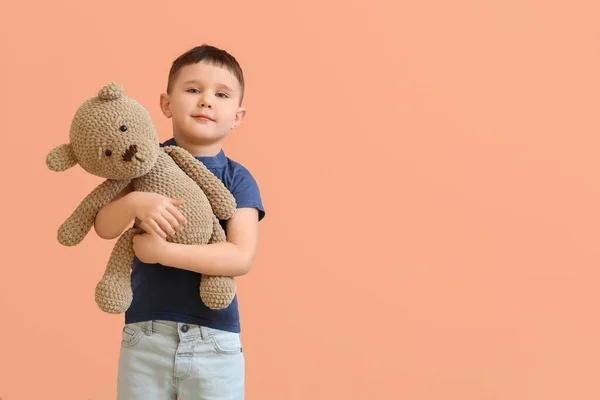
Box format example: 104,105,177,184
160,93,172,118
46,143,78,172
232,107,246,129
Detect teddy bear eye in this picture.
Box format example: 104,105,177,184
119,125,128,132
105,149,112,157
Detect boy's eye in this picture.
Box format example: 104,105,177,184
187,88,200,93
216,92,229,98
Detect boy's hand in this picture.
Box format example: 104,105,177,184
127,192,187,238
132,223,169,264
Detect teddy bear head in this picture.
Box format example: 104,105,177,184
46,82,161,180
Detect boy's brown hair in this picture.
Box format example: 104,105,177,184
167,44,245,105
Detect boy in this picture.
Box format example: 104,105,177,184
93,44,265,400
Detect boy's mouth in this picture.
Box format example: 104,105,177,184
192,114,214,122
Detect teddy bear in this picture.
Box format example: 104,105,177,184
45,82,238,314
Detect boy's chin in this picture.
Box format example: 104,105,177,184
175,128,226,144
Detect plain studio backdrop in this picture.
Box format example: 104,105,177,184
1,1,600,399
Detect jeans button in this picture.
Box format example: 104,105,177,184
181,324,189,333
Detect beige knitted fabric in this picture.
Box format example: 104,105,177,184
46,82,238,313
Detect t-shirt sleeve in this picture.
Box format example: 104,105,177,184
230,167,266,221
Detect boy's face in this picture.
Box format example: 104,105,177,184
160,61,245,146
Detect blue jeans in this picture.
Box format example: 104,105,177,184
117,320,245,399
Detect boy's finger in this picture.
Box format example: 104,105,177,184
162,209,181,231
171,199,184,206
138,221,155,235
156,215,176,236
147,219,167,238
167,203,188,227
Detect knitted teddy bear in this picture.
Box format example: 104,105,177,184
46,82,237,314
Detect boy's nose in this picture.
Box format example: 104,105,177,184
198,94,213,108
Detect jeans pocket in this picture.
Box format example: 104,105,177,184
207,328,242,355
121,324,144,348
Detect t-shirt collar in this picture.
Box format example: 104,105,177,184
161,137,227,168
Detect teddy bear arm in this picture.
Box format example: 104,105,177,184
164,146,237,220
57,178,132,246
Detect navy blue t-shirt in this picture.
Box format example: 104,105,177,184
124,138,265,333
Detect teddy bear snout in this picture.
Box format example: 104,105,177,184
122,144,142,162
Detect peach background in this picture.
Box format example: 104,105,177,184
1,0,600,399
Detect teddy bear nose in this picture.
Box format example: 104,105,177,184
122,144,138,161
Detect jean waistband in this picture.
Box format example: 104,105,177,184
129,320,218,339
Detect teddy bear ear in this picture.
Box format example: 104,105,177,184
46,143,78,172
98,82,124,101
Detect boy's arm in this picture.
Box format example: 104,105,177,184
58,179,132,246
159,208,259,277
93,182,135,239
94,183,188,240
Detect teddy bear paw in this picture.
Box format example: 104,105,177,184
95,275,133,314
200,276,237,310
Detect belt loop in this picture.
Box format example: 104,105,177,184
144,320,153,336
200,326,208,341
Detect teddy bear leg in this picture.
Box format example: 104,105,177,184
199,216,236,310
95,228,141,314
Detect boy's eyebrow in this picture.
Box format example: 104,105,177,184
183,79,234,92
216,83,234,92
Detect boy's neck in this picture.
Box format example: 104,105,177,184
173,135,224,157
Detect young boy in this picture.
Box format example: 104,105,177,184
93,44,265,400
